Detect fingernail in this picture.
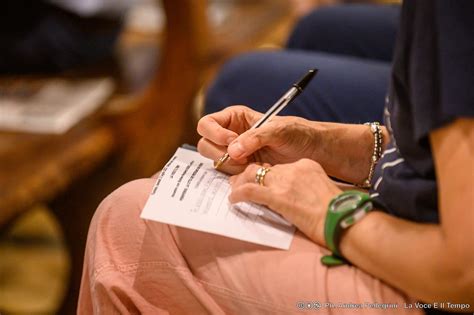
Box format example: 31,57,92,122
228,141,244,158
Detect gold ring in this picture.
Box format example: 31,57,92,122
255,167,271,186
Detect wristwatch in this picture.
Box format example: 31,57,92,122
321,191,373,266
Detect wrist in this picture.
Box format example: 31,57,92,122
313,190,341,247
309,122,375,183
338,210,380,261
321,191,374,266
357,122,384,188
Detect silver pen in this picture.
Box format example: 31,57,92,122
214,68,318,169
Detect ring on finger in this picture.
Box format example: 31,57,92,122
255,166,271,186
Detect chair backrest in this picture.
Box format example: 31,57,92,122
114,0,211,176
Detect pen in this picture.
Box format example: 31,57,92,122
214,68,318,169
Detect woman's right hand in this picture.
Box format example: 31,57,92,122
197,105,321,175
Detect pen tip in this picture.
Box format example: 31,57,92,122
214,153,230,169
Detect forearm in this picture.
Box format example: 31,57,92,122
308,121,389,184
339,211,474,309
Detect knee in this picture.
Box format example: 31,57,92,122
287,6,342,50
90,178,156,235
204,52,291,114
204,52,266,114
81,178,160,296
205,53,257,114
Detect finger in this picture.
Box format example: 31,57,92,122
197,113,238,146
230,163,260,187
229,183,273,207
197,138,248,175
231,163,274,187
227,122,279,160
197,106,262,146
198,138,248,164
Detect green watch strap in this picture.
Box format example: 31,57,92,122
321,191,372,267
320,254,347,266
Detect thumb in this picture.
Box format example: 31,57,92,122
227,125,273,160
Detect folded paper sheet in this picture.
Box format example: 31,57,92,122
141,148,295,250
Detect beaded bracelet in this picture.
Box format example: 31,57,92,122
358,122,383,188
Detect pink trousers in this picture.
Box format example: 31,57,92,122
78,178,422,314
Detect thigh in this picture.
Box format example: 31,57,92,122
205,50,391,123
81,178,421,314
287,4,400,62
173,228,420,315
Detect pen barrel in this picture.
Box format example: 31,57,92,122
251,87,299,129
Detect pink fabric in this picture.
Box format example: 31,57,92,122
78,178,422,314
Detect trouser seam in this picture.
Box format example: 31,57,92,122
92,260,296,313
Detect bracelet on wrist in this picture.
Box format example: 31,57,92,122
357,122,383,188
321,190,373,267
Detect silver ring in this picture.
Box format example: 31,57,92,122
255,167,271,186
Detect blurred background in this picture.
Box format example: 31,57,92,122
0,0,392,314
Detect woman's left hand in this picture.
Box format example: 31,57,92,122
228,159,342,246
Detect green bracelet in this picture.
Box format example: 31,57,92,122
321,191,373,267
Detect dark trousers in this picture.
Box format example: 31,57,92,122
205,4,400,123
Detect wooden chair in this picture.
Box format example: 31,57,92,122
0,0,293,313
0,2,209,313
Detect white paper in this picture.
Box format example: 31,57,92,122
141,148,295,250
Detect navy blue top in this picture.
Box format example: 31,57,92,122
370,0,474,223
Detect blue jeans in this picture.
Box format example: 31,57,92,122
205,4,400,123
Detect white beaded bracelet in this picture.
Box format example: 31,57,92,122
358,122,383,188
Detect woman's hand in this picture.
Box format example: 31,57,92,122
197,106,320,175
228,159,342,246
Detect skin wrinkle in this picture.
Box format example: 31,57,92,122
196,106,474,309
314,123,388,184
337,126,370,180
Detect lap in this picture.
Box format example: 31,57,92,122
205,50,390,123
80,178,420,314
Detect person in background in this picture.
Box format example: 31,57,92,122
206,3,400,123
78,1,473,314
0,0,138,74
